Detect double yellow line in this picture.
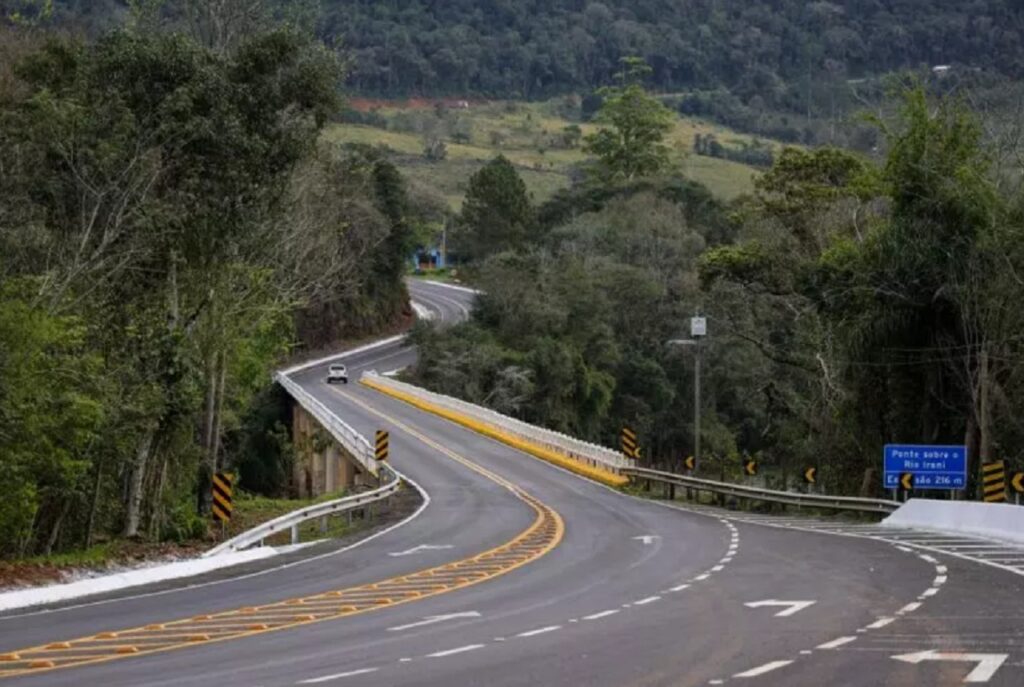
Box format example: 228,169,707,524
0,393,564,680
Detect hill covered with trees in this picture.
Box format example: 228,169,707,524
21,1,1024,146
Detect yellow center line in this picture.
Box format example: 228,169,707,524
0,390,564,680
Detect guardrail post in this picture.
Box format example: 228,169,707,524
290,524,299,545
319,515,328,534
669,483,676,500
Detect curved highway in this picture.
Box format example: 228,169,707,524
1,279,1021,686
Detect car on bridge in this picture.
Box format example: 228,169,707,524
325,363,349,384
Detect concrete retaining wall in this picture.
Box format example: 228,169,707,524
883,498,1024,545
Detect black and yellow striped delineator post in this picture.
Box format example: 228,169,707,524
212,472,233,525
982,460,1007,503
375,430,390,462
621,426,640,460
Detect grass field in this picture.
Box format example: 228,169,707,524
325,99,774,209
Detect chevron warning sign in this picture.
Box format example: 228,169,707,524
804,467,817,484
744,459,758,477
212,472,233,523
375,430,390,462
900,472,915,491
621,427,640,459
982,460,1007,503
684,455,696,471
1012,472,1024,495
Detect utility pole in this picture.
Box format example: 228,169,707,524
668,315,707,468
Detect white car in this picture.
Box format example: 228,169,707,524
325,363,349,384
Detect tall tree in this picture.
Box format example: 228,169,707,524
584,58,675,182
456,155,533,262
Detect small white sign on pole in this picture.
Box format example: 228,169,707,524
691,316,707,338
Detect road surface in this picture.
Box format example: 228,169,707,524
1,279,1021,687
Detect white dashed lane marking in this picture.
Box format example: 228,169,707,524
515,625,561,638
817,636,857,650
734,660,793,678
427,644,486,658
298,668,379,684
634,596,661,606
583,610,619,620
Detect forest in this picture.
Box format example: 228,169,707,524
0,9,424,558
17,1,1024,147
412,75,1024,499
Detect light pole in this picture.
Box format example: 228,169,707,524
668,315,707,468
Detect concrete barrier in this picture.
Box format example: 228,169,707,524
883,498,1024,545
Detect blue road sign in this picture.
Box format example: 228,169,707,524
883,444,967,490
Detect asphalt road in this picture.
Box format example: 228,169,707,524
1,278,1022,687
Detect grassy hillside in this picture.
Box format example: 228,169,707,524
325,99,774,208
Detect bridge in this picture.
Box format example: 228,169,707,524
1,279,1022,687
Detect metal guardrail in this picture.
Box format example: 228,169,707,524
623,466,900,515
363,372,630,473
274,371,379,478
205,464,401,556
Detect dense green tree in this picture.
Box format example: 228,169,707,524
456,155,533,262
0,24,415,557
584,59,675,182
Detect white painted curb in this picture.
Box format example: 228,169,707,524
0,548,279,612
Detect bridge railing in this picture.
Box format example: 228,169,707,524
362,371,629,473
623,466,899,515
274,371,380,479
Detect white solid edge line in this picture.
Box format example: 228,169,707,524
1,467,432,620
281,334,409,377
427,644,486,658
734,660,794,678
583,610,620,620
299,667,379,684
412,279,482,295
516,625,562,638
817,636,857,650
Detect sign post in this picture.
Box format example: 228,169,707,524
883,445,966,496
212,471,234,538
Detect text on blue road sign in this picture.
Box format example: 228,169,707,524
883,444,967,490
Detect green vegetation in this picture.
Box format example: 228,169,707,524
0,16,421,560
412,85,1024,498
328,99,764,205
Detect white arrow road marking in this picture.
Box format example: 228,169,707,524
388,612,481,632
388,544,454,557
744,600,817,617
633,535,660,545
892,651,1008,683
